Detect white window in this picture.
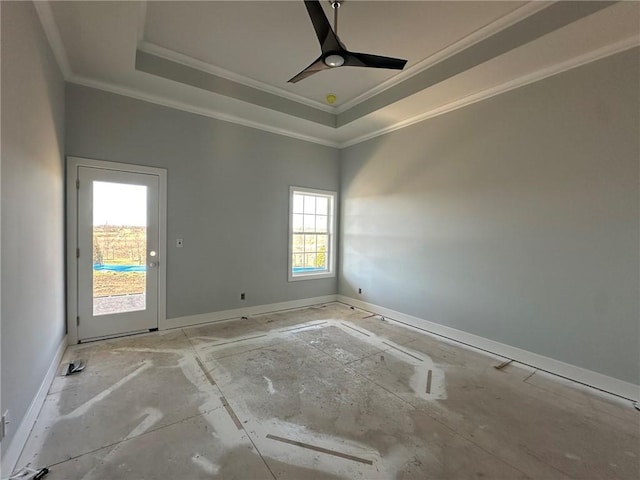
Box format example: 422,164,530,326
288,186,336,281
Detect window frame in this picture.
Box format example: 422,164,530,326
288,186,337,282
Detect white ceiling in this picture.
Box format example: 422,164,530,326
142,1,526,105
36,1,640,147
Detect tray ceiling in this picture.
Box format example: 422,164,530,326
36,1,640,147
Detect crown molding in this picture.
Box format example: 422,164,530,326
137,40,336,114
339,36,640,149
68,75,340,148
32,0,639,151
33,0,72,79
334,1,550,114
67,35,640,152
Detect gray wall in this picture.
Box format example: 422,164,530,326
339,49,640,385
1,0,66,458
65,85,340,319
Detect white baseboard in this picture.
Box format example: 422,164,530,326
2,335,68,476
337,295,639,401
162,295,338,330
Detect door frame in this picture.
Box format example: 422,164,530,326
66,156,167,344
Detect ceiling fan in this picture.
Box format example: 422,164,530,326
288,0,408,83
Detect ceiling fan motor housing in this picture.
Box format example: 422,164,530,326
324,53,345,67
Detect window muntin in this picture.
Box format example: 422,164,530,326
288,187,336,281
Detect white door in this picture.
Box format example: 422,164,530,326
76,166,160,341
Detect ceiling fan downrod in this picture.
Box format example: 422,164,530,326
331,1,341,34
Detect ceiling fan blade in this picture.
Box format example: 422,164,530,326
290,1,407,83
288,56,329,83
343,51,407,70
304,0,342,53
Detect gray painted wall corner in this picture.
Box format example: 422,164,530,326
339,48,640,385
1,0,66,462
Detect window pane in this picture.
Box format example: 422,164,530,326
317,235,328,269
290,188,335,278
303,214,315,232
293,234,304,253
317,234,328,250
303,195,316,214
315,215,328,233
304,253,317,268
316,197,328,215
293,253,304,267
293,194,304,214
316,248,327,269
304,235,316,252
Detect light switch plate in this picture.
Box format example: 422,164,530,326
1,410,8,439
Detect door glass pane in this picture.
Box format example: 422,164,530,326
93,181,147,316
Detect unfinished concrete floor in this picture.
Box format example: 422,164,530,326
17,303,639,479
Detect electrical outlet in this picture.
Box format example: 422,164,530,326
240,292,245,300
358,288,362,294
1,410,8,439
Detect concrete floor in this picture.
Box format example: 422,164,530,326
16,303,639,479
